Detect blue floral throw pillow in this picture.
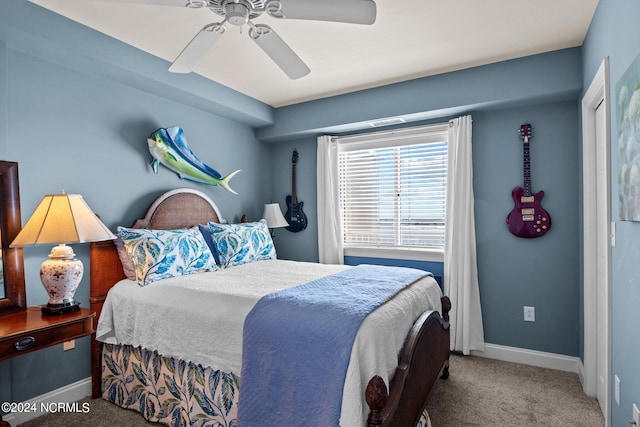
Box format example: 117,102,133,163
206,219,276,268
117,226,218,286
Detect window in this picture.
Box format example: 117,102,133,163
337,123,448,259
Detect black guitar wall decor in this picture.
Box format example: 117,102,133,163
285,149,308,232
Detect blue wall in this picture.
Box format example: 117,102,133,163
472,102,579,355
582,0,640,425
0,0,271,406
270,103,582,357
0,0,611,416
267,52,583,358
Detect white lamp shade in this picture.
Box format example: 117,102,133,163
10,193,116,247
262,203,288,229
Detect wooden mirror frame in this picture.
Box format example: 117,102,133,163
0,161,25,315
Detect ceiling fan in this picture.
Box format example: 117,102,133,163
118,0,377,79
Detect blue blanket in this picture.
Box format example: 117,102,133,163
237,264,431,427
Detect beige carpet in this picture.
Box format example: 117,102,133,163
426,354,604,426
18,354,603,427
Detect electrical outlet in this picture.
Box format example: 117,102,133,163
633,403,639,426
523,306,535,322
63,340,75,351
615,375,620,406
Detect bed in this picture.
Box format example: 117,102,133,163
89,188,451,427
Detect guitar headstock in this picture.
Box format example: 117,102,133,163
292,149,299,165
518,123,533,143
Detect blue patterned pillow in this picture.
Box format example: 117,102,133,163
117,226,218,286
206,219,276,268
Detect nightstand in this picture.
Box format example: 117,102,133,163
0,307,94,360
0,307,94,427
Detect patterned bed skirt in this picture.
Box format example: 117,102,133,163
101,343,431,427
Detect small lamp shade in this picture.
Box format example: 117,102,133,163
11,193,116,314
262,203,288,229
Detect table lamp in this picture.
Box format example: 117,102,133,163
10,192,116,315
262,203,288,237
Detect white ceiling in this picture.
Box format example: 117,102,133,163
30,0,599,108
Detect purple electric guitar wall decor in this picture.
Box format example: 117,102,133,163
506,123,551,238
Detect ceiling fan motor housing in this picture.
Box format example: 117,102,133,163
214,0,263,24
225,2,250,25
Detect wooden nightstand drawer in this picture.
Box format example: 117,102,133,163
0,321,83,357
0,307,95,361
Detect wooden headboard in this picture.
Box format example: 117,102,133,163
89,187,225,398
129,188,225,229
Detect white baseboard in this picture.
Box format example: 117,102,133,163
3,377,91,426
470,343,581,374
576,358,586,387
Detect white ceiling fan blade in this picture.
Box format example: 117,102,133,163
89,0,190,6
250,24,310,80
169,24,225,74
266,0,376,25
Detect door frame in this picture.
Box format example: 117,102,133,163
581,57,611,426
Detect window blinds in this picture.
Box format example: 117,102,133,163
338,125,448,250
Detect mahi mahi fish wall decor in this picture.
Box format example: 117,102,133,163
147,126,241,194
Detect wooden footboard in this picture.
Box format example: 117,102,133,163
366,296,451,427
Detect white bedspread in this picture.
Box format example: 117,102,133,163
96,259,442,427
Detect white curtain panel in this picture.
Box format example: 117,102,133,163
317,135,344,264
445,115,485,354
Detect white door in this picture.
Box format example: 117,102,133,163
581,58,610,426
595,99,609,415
